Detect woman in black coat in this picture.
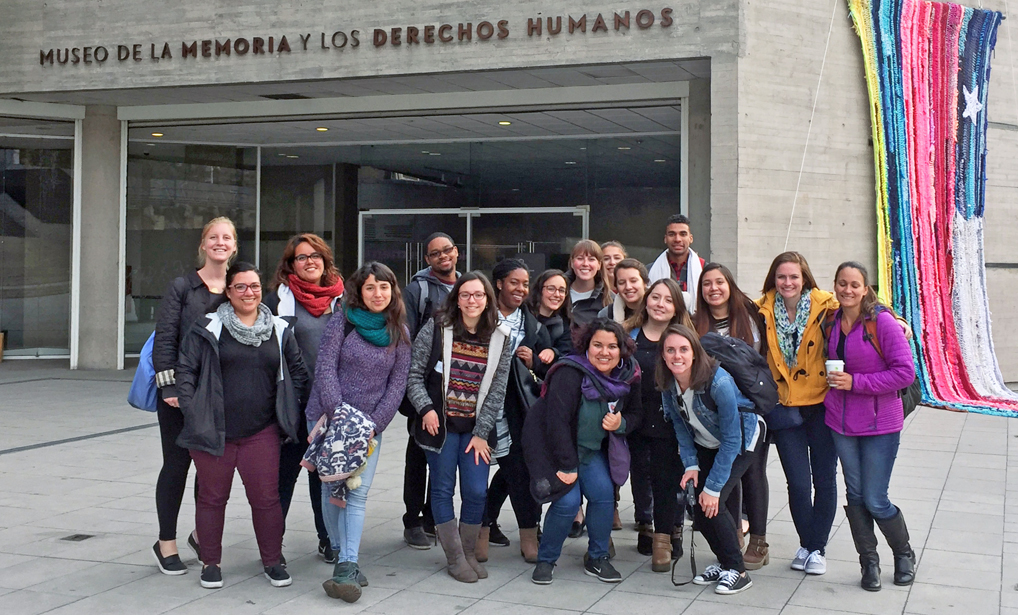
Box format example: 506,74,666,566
150,217,236,576
523,318,643,586
175,262,309,590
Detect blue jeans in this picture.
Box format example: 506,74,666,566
425,432,490,525
538,450,614,563
831,430,900,520
773,404,838,554
321,435,382,564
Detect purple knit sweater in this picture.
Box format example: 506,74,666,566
304,309,411,432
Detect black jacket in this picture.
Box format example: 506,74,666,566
536,312,573,361
175,312,310,456
503,307,553,444
569,283,612,328
402,267,458,339
153,271,227,399
523,358,643,504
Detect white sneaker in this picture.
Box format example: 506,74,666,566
790,547,810,571
803,550,826,575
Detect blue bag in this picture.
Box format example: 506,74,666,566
128,332,158,412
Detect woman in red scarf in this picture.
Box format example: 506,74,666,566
265,234,345,565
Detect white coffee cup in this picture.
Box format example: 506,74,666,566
825,360,845,374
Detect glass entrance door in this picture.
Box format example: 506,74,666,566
359,207,588,283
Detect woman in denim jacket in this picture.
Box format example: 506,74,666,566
658,325,764,596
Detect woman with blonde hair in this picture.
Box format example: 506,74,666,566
600,241,627,289
151,216,238,575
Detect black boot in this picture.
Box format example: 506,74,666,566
844,505,881,591
874,508,916,586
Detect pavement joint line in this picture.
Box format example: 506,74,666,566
0,422,158,456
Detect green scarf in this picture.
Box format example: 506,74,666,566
345,307,391,347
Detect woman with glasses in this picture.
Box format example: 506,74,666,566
527,269,573,358
265,234,345,567
175,262,309,590
406,272,513,583
307,262,412,603
151,216,236,575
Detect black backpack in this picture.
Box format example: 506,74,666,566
698,332,778,416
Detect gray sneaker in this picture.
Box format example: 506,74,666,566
692,564,725,585
790,546,810,571
404,526,432,550
532,561,555,585
803,550,826,575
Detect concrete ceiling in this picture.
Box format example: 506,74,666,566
6,59,708,107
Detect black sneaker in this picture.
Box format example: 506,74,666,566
404,526,432,550
187,532,202,564
692,564,725,585
488,523,510,547
200,565,223,589
532,561,555,585
319,540,338,564
714,570,752,595
279,553,287,568
583,554,622,583
568,521,586,538
152,542,188,576
264,564,292,587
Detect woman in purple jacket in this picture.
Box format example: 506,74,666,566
824,262,916,592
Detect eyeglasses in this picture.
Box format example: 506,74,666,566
427,245,457,260
458,291,486,302
230,283,262,293
294,253,324,263
543,285,567,295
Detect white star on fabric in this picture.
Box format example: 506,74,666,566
962,85,984,125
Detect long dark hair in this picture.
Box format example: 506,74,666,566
834,261,882,320
654,324,715,393
527,269,572,321
694,262,766,352
624,278,693,333
344,262,409,348
761,251,818,296
437,271,500,342
564,239,612,307
572,317,636,360
272,233,342,290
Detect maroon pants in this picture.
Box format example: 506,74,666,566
190,424,283,567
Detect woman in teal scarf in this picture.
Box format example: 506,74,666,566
307,262,412,603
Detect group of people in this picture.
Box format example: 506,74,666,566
148,213,918,600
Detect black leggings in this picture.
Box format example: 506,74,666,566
484,443,541,529
155,398,196,541
278,426,329,544
630,434,685,534
740,440,770,536
692,444,759,572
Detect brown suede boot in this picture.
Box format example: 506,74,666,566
458,523,488,579
436,520,478,583
476,526,490,563
651,533,672,572
743,534,769,570
519,527,539,563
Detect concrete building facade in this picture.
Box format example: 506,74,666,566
0,0,1015,376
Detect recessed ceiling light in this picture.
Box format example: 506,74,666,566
151,132,163,137
580,147,587,150
277,153,288,157
429,152,441,156
617,146,631,150
654,159,667,163
315,127,329,132
564,161,577,165
286,155,299,159
498,121,512,126
511,188,520,192
421,150,430,154
146,143,156,147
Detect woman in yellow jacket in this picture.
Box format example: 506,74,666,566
756,252,839,577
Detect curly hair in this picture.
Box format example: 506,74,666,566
572,317,636,359
271,233,342,291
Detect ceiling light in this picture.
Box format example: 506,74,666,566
429,152,441,156
286,155,299,159
421,150,430,154
617,146,631,150
564,161,577,165
146,143,156,147
151,132,163,137
654,159,667,163
580,147,587,150
498,121,512,126
316,127,329,132
511,188,520,192
277,153,288,157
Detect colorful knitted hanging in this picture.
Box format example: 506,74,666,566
849,0,1018,416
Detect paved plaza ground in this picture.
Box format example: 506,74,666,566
0,360,1015,615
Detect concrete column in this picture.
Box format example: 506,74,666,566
75,105,122,369
708,54,740,271
687,78,712,261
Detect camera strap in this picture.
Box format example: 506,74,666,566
671,482,699,586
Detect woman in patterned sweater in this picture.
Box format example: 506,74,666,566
406,271,513,584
